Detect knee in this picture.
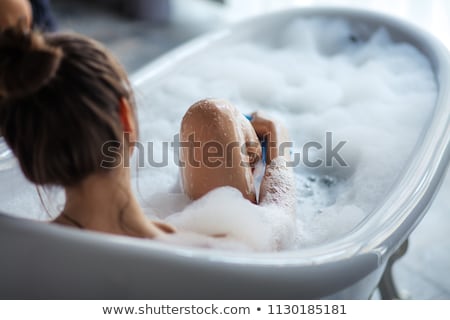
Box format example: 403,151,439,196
180,99,242,172
180,99,239,141
179,99,257,202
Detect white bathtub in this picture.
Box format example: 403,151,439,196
0,7,449,299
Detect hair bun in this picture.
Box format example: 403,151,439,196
0,25,62,100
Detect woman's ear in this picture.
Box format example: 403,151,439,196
119,97,137,145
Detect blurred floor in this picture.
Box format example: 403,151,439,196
53,0,226,72
52,0,450,299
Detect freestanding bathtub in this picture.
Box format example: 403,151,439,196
0,7,449,299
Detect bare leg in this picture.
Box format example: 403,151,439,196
180,99,261,203
180,99,296,217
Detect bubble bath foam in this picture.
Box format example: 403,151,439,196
133,17,438,251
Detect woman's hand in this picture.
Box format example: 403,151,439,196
250,111,291,163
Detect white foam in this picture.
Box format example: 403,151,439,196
134,17,437,250
162,187,295,252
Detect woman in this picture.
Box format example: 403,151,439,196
0,25,295,246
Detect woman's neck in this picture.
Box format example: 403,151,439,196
56,168,163,238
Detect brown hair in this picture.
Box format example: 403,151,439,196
0,25,135,187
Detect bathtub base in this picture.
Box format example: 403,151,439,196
378,240,409,299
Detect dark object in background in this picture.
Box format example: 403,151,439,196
90,0,171,23
30,0,57,31
123,0,171,23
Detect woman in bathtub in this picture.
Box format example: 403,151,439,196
0,25,295,247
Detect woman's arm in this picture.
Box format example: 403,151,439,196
251,112,296,215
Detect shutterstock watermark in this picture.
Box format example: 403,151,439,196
100,132,348,169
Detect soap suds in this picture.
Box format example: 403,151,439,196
134,18,437,250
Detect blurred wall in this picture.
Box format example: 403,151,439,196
76,0,171,22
